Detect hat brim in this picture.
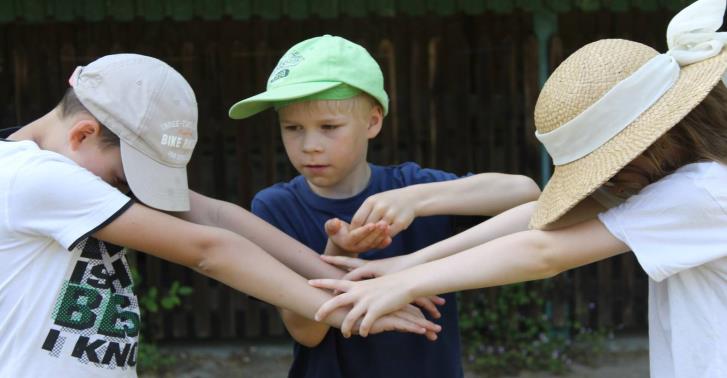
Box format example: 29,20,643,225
531,48,727,229
228,81,342,119
121,141,190,212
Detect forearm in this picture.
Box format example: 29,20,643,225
181,191,344,279
279,308,329,347
398,220,628,298
414,174,540,217
197,233,352,327
409,201,537,265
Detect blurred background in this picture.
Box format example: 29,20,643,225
1,0,706,375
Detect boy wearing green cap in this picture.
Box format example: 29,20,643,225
0,53,442,378
229,35,540,378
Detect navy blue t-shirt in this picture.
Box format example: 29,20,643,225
252,162,464,378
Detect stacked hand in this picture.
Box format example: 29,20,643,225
312,274,414,338
317,186,444,338
342,303,441,340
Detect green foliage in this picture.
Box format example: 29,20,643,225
458,282,607,377
131,268,193,374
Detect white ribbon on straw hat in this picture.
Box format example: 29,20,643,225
535,0,727,166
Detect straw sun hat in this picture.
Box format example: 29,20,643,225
530,0,727,229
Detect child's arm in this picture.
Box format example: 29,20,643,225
311,217,629,336
94,203,441,338
349,173,540,237
174,191,344,346
324,197,606,281
177,190,345,279
170,192,440,346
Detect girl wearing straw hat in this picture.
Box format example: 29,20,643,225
309,0,727,376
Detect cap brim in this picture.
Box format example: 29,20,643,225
530,49,727,229
228,81,341,119
120,141,190,212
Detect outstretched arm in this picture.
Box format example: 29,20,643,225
348,173,540,237
95,203,441,338
177,190,345,279
311,217,629,336
326,197,606,281
175,190,343,346
177,191,442,346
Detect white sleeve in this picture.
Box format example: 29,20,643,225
8,154,132,250
598,170,727,282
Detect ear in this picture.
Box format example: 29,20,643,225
365,106,384,139
68,119,102,151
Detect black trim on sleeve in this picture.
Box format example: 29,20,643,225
68,199,134,251
0,127,21,140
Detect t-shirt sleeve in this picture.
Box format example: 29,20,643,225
598,171,727,282
8,155,132,250
397,162,464,186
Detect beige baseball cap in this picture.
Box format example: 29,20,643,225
69,54,198,211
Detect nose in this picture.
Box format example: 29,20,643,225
301,131,323,153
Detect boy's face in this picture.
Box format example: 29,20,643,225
278,99,382,196
67,121,129,193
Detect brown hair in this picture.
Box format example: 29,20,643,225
639,83,727,183
58,88,120,148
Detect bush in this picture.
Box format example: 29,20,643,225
458,281,607,377
131,268,193,374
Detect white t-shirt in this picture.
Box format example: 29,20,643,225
0,139,138,377
598,162,727,378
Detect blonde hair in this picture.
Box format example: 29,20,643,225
278,93,381,121
639,83,727,182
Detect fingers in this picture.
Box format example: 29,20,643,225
359,308,388,337
309,280,355,322
341,302,366,338
430,296,446,306
413,297,441,319
364,204,388,227
351,201,373,228
354,222,389,250
347,223,378,246
342,267,376,281
394,308,442,334
324,218,343,237
320,255,366,271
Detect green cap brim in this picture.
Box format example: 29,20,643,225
228,81,341,119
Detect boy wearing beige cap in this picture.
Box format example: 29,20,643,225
0,54,440,378
229,35,539,378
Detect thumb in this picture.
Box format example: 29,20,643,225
325,218,342,236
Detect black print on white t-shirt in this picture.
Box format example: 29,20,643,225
41,238,140,369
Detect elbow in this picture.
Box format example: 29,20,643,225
293,331,326,348
528,231,566,279
511,175,541,203
189,228,234,275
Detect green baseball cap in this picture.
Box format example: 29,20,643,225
228,35,389,119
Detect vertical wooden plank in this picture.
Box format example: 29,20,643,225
521,35,541,179
427,36,440,167
377,38,398,164
597,259,614,328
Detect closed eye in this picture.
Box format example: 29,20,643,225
282,124,302,132
321,124,341,131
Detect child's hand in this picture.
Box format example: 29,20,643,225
320,254,446,319
310,275,414,338
363,304,441,341
350,189,417,238
325,218,392,255
321,254,416,281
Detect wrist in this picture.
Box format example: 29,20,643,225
323,238,347,257
410,184,435,218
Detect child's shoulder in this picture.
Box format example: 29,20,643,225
1,140,76,178
252,175,308,203
379,161,460,186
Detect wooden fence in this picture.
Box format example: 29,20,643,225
0,10,676,340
